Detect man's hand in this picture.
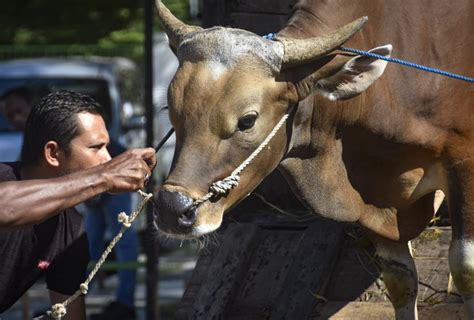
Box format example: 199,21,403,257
101,148,157,193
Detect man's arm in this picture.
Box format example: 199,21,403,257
0,148,156,228
49,290,86,320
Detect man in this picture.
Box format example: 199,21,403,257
0,91,156,320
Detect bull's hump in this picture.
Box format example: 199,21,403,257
177,27,284,73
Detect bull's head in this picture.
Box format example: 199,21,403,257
154,0,392,238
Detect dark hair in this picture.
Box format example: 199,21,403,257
21,90,104,166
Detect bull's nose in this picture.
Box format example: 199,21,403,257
177,206,197,227
154,190,197,230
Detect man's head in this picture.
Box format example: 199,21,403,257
1,87,34,131
21,90,111,175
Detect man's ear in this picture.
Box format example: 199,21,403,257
315,44,392,101
44,141,60,167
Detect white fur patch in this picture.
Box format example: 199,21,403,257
433,190,445,213
159,223,220,240
449,239,474,318
192,223,220,237
207,60,228,80
449,240,474,271
178,27,285,74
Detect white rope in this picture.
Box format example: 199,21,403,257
117,212,132,228
193,112,289,206
42,190,153,320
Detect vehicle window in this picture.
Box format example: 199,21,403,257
0,78,112,132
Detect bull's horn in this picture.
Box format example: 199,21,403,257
277,16,368,68
155,0,202,50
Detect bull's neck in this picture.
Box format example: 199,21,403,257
280,0,370,40
280,0,396,130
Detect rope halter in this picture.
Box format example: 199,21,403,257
192,112,290,207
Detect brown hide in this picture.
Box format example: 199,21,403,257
155,0,474,244
278,0,474,241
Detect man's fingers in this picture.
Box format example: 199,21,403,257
137,148,157,168
105,148,157,192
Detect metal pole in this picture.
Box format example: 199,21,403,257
144,0,159,318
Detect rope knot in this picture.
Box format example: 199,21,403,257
50,303,67,319
117,212,132,228
79,283,88,295
209,175,240,195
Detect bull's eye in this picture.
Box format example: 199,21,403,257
238,113,258,131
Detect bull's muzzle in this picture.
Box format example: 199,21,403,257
154,190,198,232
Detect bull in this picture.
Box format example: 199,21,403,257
153,0,474,318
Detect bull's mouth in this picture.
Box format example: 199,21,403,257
157,220,222,240
153,189,225,239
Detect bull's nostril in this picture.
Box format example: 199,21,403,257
155,190,198,230
178,206,197,228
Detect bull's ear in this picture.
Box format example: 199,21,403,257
315,44,392,101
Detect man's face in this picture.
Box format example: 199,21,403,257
3,93,31,131
58,112,112,174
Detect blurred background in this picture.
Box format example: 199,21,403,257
0,1,201,319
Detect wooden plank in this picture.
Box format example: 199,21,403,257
270,221,346,319
323,226,459,303
226,227,319,319
411,227,451,258
175,253,215,319
415,258,462,304
323,230,383,302
177,223,461,319
186,224,260,319
411,227,462,305
175,217,347,319
314,302,395,319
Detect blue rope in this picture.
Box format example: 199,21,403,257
340,47,474,83
262,33,473,83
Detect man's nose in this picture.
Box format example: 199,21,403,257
103,150,112,163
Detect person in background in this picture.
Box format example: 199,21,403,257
0,86,35,131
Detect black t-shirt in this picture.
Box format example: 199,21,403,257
0,162,90,313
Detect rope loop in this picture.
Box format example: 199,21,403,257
79,283,88,295
50,303,67,319
117,212,132,228
209,175,240,195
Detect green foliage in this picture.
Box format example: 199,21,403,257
0,0,193,61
